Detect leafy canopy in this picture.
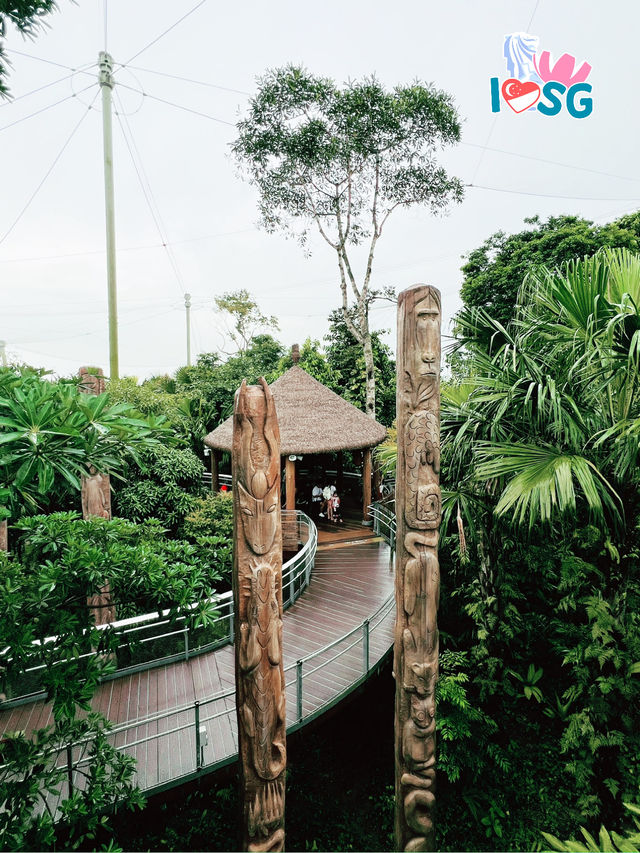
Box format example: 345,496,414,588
460,213,640,326
233,65,464,245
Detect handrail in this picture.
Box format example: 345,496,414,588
7,524,398,807
63,589,395,770
1,510,317,706
368,500,396,549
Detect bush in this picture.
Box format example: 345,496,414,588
183,493,234,541
114,445,204,533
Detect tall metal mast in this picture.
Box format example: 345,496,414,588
185,292,192,366
98,51,119,380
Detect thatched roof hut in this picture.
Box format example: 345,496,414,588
204,359,387,522
204,365,387,455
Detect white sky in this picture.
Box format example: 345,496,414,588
1,0,638,378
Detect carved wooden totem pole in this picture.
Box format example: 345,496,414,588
232,378,286,852
394,286,441,852
78,366,116,625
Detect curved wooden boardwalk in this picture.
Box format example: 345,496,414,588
0,522,395,805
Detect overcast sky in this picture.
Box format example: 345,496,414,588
1,0,638,378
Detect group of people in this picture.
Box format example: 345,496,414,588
311,483,343,523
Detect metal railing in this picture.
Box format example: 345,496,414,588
2,511,317,707
369,500,397,550
53,588,395,801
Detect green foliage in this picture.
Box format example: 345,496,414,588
114,444,204,533
542,800,640,852
11,512,223,621
175,336,284,426
183,492,234,542
214,288,279,353
0,0,59,98
274,337,336,387
0,367,165,521
0,509,223,850
434,247,640,837
234,64,462,418
324,310,396,425
460,214,640,326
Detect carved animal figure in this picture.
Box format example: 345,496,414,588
404,409,441,530
395,285,441,853
233,379,286,852
239,565,286,781
237,478,279,555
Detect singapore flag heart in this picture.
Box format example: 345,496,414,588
501,78,541,113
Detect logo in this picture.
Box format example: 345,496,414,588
490,32,592,118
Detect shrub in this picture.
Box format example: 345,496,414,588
114,445,204,533
183,492,234,541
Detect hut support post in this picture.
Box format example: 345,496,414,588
285,458,295,511
394,286,441,852
336,451,344,494
362,448,372,524
284,457,297,551
211,449,219,492
232,379,286,852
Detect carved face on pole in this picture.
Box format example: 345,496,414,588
395,285,441,853
412,289,441,406
233,378,286,853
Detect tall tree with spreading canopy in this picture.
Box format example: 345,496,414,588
233,65,464,417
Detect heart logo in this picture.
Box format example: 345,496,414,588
501,78,541,113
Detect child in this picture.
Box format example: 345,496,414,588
331,491,342,523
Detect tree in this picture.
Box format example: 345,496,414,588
175,335,284,426
460,214,640,326
0,368,167,525
233,65,463,418
440,248,640,820
0,1,59,98
374,250,640,832
0,512,220,849
324,310,396,425
214,289,280,354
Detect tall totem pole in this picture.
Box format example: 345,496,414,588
232,378,287,852
394,286,441,852
78,367,116,625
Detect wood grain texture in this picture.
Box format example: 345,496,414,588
394,286,441,852
78,366,115,626
233,379,286,852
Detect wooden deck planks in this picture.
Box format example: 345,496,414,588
0,537,396,795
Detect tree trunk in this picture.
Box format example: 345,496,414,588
0,519,7,552
232,379,286,852
362,330,377,419
394,286,441,852
362,448,372,524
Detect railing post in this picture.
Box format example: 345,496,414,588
363,619,370,673
184,628,189,661
229,608,234,643
296,659,303,722
194,700,201,770
66,744,73,797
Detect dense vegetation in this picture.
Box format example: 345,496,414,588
460,212,640,326
436,247,640,847
3,227,640,849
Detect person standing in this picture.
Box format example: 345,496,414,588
311,484,323,519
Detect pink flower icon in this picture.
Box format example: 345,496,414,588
534,51,592,86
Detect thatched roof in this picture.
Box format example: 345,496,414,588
204,365,387,455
